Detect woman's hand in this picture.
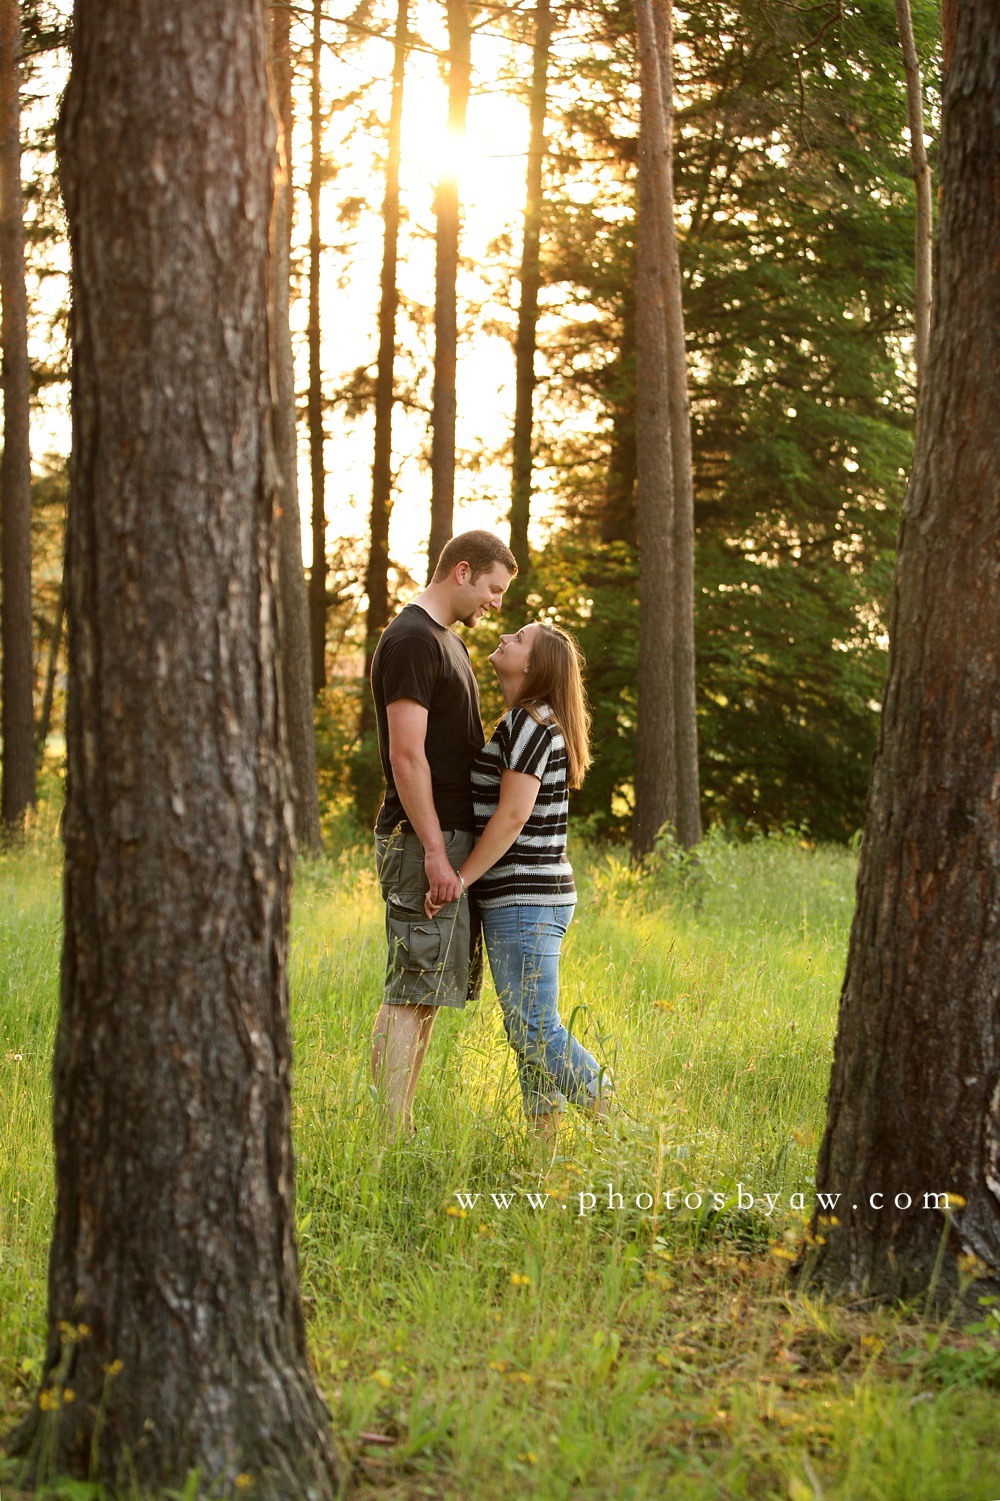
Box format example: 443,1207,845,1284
424,869,466,919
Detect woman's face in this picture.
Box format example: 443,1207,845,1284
489,622,540,682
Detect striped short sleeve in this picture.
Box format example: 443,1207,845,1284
471,703,575,910
504,710,552,781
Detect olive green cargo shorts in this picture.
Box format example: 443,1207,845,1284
375,826,482,1009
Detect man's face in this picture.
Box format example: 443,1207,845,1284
457,562,514,628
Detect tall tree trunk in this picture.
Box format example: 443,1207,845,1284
655,0,699,849
631,0,675,862
808,0,1000,1301
271,0,323,853
894,0,933,394
508,0,552,597
0,0,35,831
427,0,471,580
307,0,327,694
363,0,408,681
35,565,65,762
942,0,957,73
8,2,341,1490
602,284,637,546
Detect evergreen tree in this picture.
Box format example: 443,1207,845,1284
10,1,341,1488
427,0,472,575
0,0,35,830
810,0,1000,1300
535,0,931,841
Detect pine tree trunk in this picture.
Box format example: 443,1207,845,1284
655,0,700,849
427,0,471,579
808,0,1000,1301
631,0,675,861
272,1,322,854
508,0,552,597
34,565,64,762
942,0,957,72
363,0,408,683
0,0,35,831
894,0,933,394
307,0,327,694
602,285,637,546
9,2,341,1490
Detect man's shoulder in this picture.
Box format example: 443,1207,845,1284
381,604,438,643
375,607,440,663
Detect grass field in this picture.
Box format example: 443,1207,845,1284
3,813,1000,1499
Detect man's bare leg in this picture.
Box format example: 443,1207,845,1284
527,1112,560,1156
402,1006,438,1125
371,1002,434,1134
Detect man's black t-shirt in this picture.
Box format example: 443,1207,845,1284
371,603,484,835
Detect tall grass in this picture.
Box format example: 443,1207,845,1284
3,820,999,1499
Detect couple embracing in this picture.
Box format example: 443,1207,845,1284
369,530,613,1142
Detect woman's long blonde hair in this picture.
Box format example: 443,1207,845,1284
512,622,592,790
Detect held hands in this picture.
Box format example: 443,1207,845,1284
424,846,463,916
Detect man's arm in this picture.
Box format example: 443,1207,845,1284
387,698,463,907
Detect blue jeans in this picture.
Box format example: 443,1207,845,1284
481,903,607,1119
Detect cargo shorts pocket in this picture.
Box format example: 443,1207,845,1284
386,897,445,972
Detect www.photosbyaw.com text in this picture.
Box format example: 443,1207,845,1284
450,1184,964,1218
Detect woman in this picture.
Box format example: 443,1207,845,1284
433,620,612,1139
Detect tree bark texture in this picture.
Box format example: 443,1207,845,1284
307,0,327,695
0,0,35,830
427,0,471,580
508,0,552,597
271,0,322,853
35,564,64,762
14,3,341,1491
809,0,1000,1301
364,0,408,677
602,284,636,547
631,0,675,862
654,0,699,850
894,0,933,395
942,0,957,74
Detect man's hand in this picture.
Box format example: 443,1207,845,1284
424,845,462,909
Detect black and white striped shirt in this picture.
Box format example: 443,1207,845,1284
471,703,575,909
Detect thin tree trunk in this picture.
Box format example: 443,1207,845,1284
808,0,1000,1301
34,565,64,762
307,0,327,694
894,0,933,394
272,0,323,853
655,0,699,849
427,0,471,579
602,283,637,546
508,0,552,595
631,0,675,862
0,0,35,831
8,2,341,1489
363,0,408,679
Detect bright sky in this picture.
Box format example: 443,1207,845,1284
22,2,601,589
290,1,587,586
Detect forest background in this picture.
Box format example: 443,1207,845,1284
5,0,939,847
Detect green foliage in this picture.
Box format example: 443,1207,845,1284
5,834,1000,1499
532,0,939,840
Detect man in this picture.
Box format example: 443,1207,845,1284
370,530,517,1132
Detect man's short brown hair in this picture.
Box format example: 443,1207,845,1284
432,530,517,583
